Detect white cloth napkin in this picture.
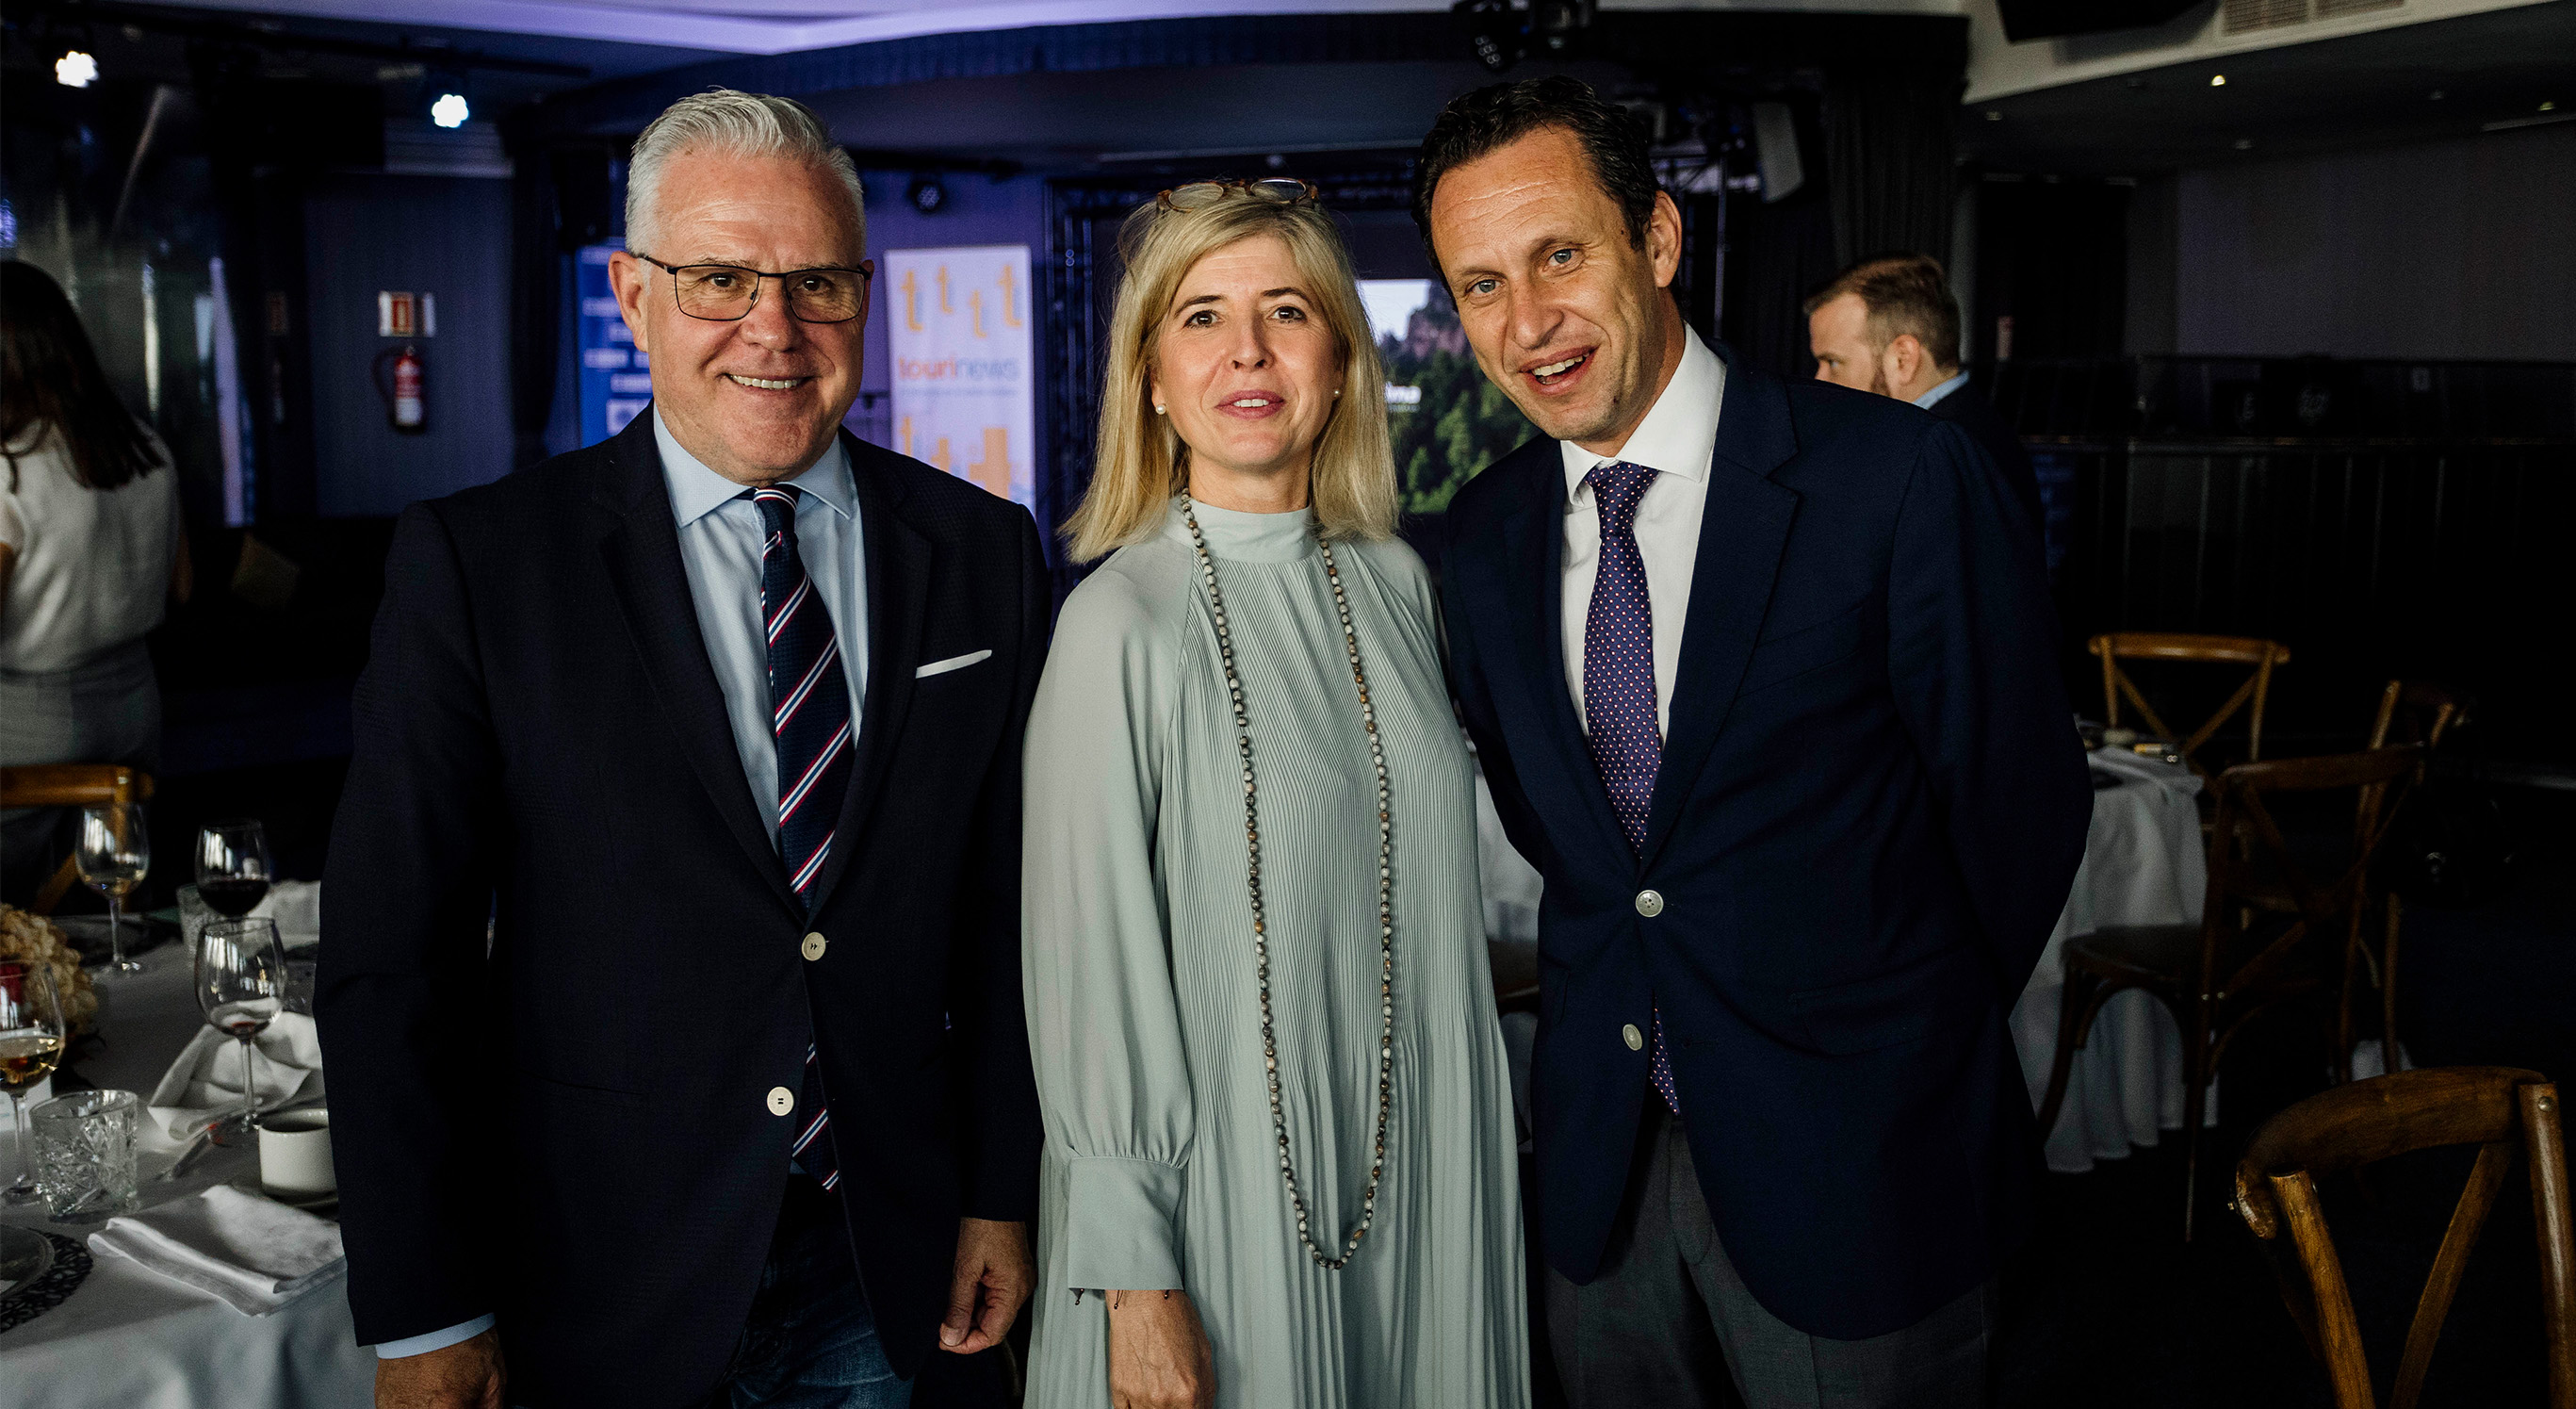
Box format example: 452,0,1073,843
2089,744,2203,796
249,879,322,950
88,1184,345,1316
144,1011,325,1151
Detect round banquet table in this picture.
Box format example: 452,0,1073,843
2008,745,2216,1173
0,938,374,1409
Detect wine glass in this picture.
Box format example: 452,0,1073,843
1,959,68,1204
195,819,273,919
76,802,151,975
194,916,287,1145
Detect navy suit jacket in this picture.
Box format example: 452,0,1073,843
1925,380,2043,537
1442,347,2091,1339
319,412,1048,1403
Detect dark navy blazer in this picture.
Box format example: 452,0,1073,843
320,413,1047,1403
1442,346,2092,1339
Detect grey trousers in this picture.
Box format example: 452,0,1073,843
1545,1104,1996,1409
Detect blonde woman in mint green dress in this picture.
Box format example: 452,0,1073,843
1021,182,1527,1409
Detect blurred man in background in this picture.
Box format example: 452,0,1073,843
1806,254,2042,532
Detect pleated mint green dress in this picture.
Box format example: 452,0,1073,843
1021,499,1529,1409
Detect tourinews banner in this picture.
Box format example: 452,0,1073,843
885,245,1035,510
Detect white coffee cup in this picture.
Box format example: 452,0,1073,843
255,1108,335,1199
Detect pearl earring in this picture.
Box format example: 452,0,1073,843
1331,389,1342,399
1154,404,1166,416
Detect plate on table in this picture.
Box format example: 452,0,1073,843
261,1185,339,1218
53,913,180,968
0,1223,51,1303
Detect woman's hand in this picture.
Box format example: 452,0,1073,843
1106,1287,1214,1409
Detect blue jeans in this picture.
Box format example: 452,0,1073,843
717,1175,913,1409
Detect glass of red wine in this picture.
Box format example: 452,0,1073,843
195,916,287,1146
194,819,273,920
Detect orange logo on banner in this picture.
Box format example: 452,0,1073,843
969,428,1010,498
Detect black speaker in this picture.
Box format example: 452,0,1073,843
1995,0,2205,42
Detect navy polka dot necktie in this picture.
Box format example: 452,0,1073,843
1582,461,1682,1114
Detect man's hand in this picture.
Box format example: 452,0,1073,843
376,1329,504,1409
939,1217,1033,1354
1106,1288,1214,1409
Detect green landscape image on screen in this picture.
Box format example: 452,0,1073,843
1359,280,1537,515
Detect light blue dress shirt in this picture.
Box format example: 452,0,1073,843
1914,369,1971,411
372,412,870,1361
653,410,871,841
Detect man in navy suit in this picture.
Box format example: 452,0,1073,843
1417,78,2091,1408
322,91,1042,1408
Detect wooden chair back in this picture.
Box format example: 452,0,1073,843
0,764,156,915
2368,680,2471,754
2089,632,2291,776
2198,746,2420,993
2234,1067,2575,1409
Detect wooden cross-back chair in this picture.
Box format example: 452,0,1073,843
0,764,155,914
2334,681,2475,1085
2088,632,2291,778
2233,1067,2574,1409
2035,745,2421,1239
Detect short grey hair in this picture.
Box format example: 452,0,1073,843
625,89,867,259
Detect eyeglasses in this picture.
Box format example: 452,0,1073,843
1155,178,1321,214
634,254,874,324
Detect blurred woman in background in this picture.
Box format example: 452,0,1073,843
0,260,189,900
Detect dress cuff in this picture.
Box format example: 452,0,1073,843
1064,1155,1186,1291
375,1313,496,1359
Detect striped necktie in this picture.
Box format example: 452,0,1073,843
1581,461,1681,1114
749,485,851,1190
749,485,854,904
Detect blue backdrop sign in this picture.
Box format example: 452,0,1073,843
577,241,651,446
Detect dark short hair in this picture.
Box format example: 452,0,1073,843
0,261,163,494
1803,254,1962,371
1412,76,1661,273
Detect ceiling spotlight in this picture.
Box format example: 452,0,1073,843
2209,74,2226,87
907,175,947,215
2234,138,2254,150
56,50,98,89
430,92,470,129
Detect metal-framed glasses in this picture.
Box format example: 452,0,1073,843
635,254,874,324
1156,178,1320,213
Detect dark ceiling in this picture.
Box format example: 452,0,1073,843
1963,0,2576,176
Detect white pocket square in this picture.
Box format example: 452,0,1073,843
915,649,992,680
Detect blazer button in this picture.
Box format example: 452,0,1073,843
767,1086,796,1117
801,932,828,961
1635,890,1665,918
1622,1024,1644,1051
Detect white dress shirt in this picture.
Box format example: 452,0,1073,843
1559,328,1726,739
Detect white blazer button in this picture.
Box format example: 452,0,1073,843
1635,890,1665,918
767,1086,796,1117
1622,1024,1644,1051
802,932,828,961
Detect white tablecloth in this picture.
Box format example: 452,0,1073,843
0,942,374,1409
2008,746,2215,1173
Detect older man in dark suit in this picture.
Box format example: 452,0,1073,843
1421,78,2091,1408
321,90,1044,1409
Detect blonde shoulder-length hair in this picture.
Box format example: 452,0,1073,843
1063,190,1397,564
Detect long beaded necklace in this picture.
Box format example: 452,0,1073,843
1181,493,1396,1271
